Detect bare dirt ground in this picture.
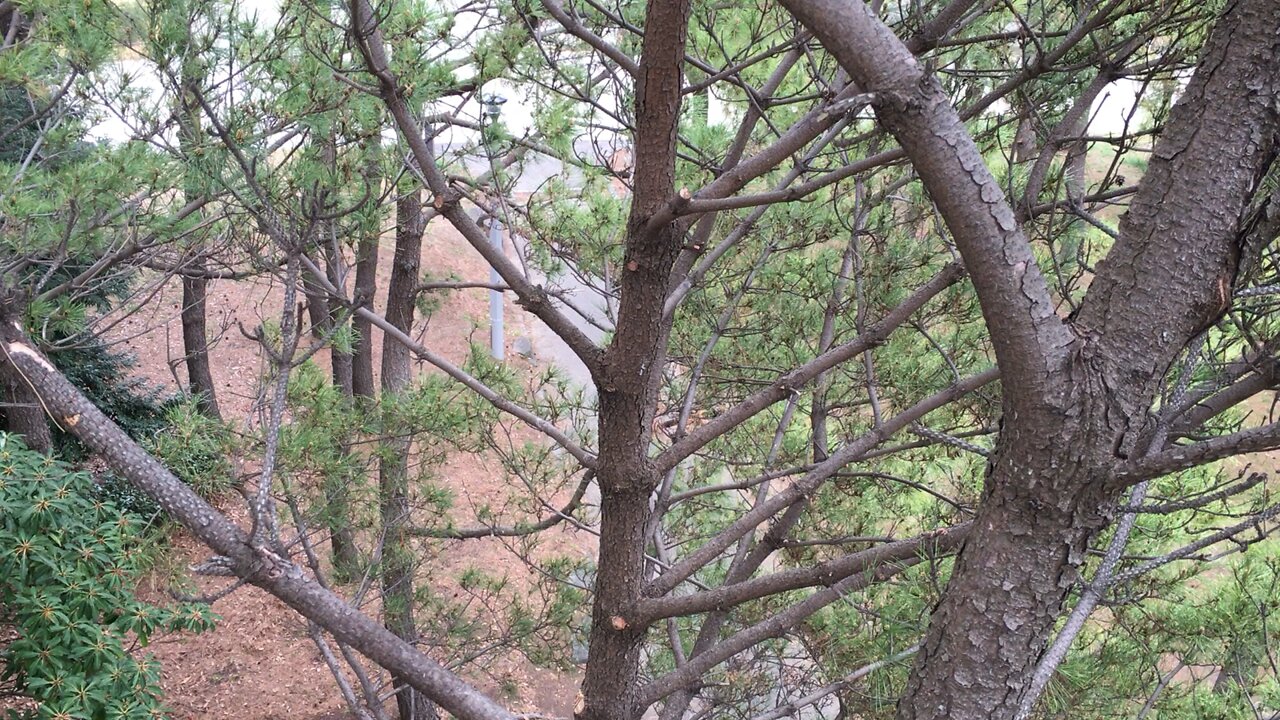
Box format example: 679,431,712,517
105,221,586,719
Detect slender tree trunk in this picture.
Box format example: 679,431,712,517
352,223,379,400
181,271,221,419
353,135,381,401
324,247,355,397
1011,102,1037,163
302,256,332,341
1063,140,1087,202
178,58,220,420
313,229,359,575
324,145,382,581
379,182,436,720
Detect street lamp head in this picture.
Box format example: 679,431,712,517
482,94,508,121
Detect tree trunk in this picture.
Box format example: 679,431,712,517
380,183,436,720
0,349,51,453
324,248,354,397
778,0,1280,718
178,57,220,420
0,304,513,720
312,227,359,575
352,226,379,400
353,137,381,401
578,3,691,719
302,257,332,341
896,0,1280,716
181,270,221,420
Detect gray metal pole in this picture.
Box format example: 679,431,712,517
482,92,508,362
488,215,504,361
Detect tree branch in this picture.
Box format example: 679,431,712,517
634,524,970,623
657,262,966,471
780,0,1074,406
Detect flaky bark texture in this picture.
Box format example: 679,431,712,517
577,2,692,720
0,343,50,453
780,0,1280,718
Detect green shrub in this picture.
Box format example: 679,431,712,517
0,433,216,719
145,400,237,501
86,400,238,527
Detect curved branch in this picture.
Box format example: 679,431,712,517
780,0,1074,405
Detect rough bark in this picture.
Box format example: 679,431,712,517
0,343,51,453
780,0,1280,718
576,3,692,720
380,184,436,720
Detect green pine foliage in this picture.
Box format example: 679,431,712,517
0,433,216,720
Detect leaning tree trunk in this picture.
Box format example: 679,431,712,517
379,181,437,720
0,298,513,720
0,346,51,453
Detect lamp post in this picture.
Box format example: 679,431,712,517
483,94,507,361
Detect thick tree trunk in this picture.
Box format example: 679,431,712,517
578,3,691,719
898,410,1116,719
896,0,1280,717
779,0,1280,718
379,184,436,720
0,350,51,453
